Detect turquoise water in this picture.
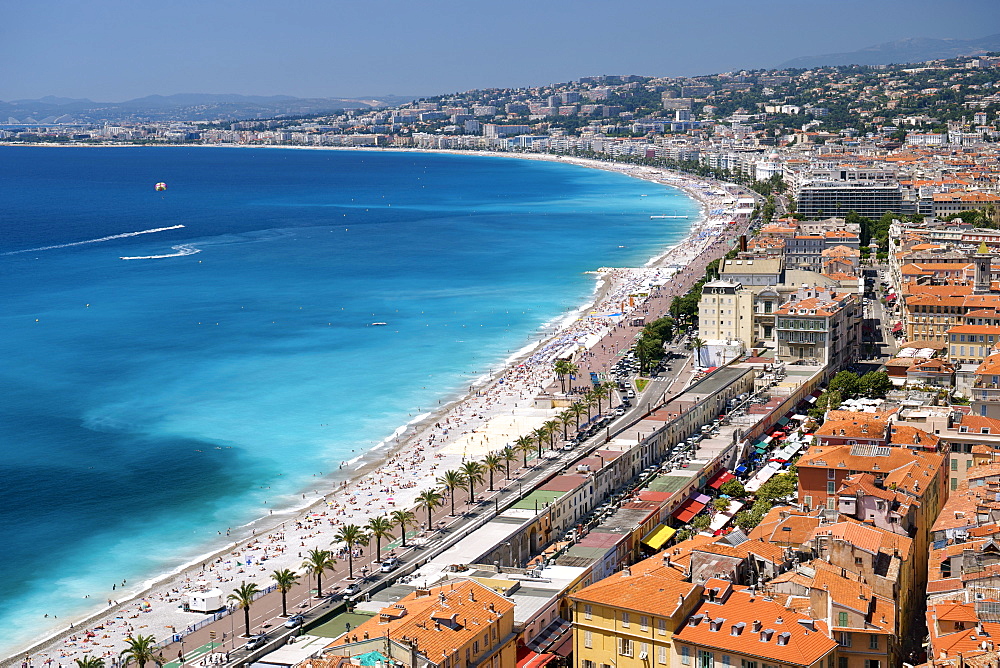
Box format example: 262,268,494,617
0,147,698,655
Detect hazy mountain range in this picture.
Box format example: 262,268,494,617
0,93,416,125
779,33,1000,68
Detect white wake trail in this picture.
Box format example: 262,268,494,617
1,225,186,256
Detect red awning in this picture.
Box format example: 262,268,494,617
517,651,559,668
552,635,574,658
892,322,903,333
672,498,707,523
707,470,736,489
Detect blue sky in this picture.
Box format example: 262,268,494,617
4,0,999,102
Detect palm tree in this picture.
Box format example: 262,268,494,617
119,635,161,668
271,568,300,617
228,581,260,638
437,469,467,515
333,524,369,580
500,446,518,479
482,452,504,491
543,419,560,449
460,460,485,504
367,515,394,561
583,390,597,420
558,410,575,440
553,359,579,394
301,548,336,597
75,658,106,668
691,337,706,368
533,425,549,458
514,435,534,467
416,488,444,530
591,384,611,415
569,402,588,431
390,509,417,547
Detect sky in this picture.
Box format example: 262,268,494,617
3,0,1000,102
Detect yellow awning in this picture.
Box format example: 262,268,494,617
641,524,676,550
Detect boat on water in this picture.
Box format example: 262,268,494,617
370,322,388,326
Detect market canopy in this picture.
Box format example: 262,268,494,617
641,524,677,550
672,497,707,523
706,469,736,489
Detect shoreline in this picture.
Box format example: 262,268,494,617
4,147,747,665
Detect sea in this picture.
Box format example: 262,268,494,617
0,146,698,656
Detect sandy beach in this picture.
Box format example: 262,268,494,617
7,150,750,667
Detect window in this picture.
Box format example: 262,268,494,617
827,481,836,494
640,643,650,660
804,495,812,509
869,634,879,650
721,656,731,667
741,661,758,668
584,631,592,649
583,661,596,668
657,618,667,635
840,631,853,647
839,659,848,668
951,459,958,471
864,662,881,668
698,650,714,668
640,615,649,631
584,604,592,620
827,469,836,479
952,478,959,491
680,645,690,665
658,646,667,665
621,612,630,628
473,642,479,656
620,638,634,657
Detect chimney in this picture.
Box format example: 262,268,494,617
752,619,762,633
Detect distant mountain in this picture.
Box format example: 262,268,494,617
0,93,417,124
779,33,1000,68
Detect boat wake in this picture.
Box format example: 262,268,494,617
1,225,186,256
120,244,201,260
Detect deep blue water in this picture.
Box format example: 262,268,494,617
0,146,697,654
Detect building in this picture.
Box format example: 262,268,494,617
672,579,838,668
570,555,701,668
319,580,517,668
796,181,908,220
773,287,861,368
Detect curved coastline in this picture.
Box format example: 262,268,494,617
3,147,745,664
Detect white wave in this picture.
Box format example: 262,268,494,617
120,244,202,260
1,225,185,256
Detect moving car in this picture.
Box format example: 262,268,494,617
380,557,401,573
284,613,305,629
244,635,268,651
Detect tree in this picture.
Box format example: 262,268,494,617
543,419,561,449
437,469,468,515
828,370,860,400
712,497,731,513
533,426,549,458
228,581,260,638
333,524,369,579
756,473,797,502
119,635,162,668
718,479,747,498
591,384,611,416
582,391,597,420
75,658,106,668
691,337,707,368
515,435,534,467
390,509,417,548
460,460,486,504
482,452,504,491
366,515,394,561
301,548,336,597
569,402,588,430
416,488,444,530
553,359,579,394
691,514,712,531
636,336,662,374
858,370,892,398
271,568,300,617
558,410,575,440
500,446,518,479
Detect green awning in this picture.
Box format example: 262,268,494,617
641,524,676,550
777,416,790,426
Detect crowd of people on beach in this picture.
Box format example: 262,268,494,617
19,163,750,668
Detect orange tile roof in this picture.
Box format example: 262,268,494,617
673,588,837,667
570,554,700,615
340,580,513,664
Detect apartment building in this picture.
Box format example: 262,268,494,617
773,287,861,368
796,181,909,220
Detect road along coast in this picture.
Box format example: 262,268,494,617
8,153,752,667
